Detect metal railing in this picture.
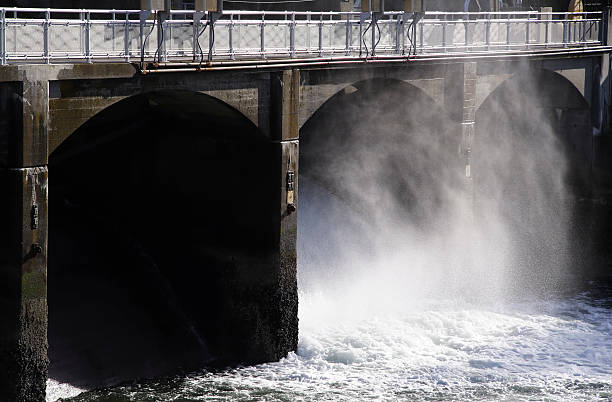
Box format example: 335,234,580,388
0,8,604,65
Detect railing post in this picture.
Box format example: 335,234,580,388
306,13,311,53
43,9,49,64
506,13,510,50
1,9,6,65
346,12,351,56
401,13,406,54
111,11,116,54
209,12,217,61
464,13,469,51
237,14,241,52
85,11,91,63
318,14,323,56
291,12,296,57
371,12,376,56
359,12,363,56
563,12,568,46
525,13,530,49
541,7,551,48
395,13,401,54
124,12,130,62
599,9,606,45
486,12,491,50
442,13,447,52
419,13,423,52
260,13,265,59
157,11,168,62
230,13,235,59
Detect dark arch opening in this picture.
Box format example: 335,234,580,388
48,90,279,388
298,78,463,290
474,69,595,291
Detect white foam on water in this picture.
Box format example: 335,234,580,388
46,379,86,401
61,291,610,401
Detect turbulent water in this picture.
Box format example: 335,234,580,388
48,286,612,401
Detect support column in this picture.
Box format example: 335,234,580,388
0,77,49,402
462,62,477,187
268,68,299,359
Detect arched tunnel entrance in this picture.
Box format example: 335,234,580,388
298,78,466,297
474,69,595,292
48,90,281,387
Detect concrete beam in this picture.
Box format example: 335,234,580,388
270,70,300,141
0,80,48,168
0,166,48,402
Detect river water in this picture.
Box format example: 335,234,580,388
47,282,612,401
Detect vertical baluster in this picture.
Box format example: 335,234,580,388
162,14,167,62
307,13,311,53
124,12,130,62
1,9,6,65
486,12,490,51
345,11,350,56
230,13,234,59
85,11,91,62
44,9,49,63
111,12,116,56
545,10,549,48
358,12,362,56
563,12,568,46
526,13,530,49
395,13,400,54
419,13,423,52
291,12,296,57
506,12,510,50
209,13,216,61
260,13,265,59
442,14,447,52
401,12,406,54
464,13,469,51
318,14,322,56
329,13,332,51
237,14,241,54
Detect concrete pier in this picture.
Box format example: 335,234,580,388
0,78,49,402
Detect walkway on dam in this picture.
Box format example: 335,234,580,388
0,8,606,67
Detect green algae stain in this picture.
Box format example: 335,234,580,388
21,270,46,301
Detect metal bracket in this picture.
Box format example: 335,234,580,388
31,204,39,230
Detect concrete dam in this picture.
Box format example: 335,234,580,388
0,5,611,401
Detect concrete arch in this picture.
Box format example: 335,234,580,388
298,76,462,247
49,88,262,156
475,67,592,193
299,77,444,132
47,88,288,388
477,68,589,113
298,71,448,131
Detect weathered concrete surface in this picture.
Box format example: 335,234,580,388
278,140,299,357
0,167,48,402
